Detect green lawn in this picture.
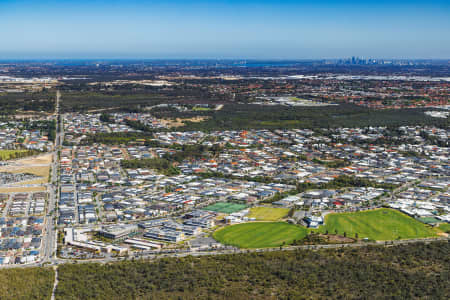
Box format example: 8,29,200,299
247,206,290,221
213,222,307,248
0,150,30,161
192,107,212,111
202,202,247,214
438,223,450,233
316,208,438,240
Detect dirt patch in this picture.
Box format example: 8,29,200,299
86,107,121,113
8,166,49,177
19,153,53,165
121,148,130,160
325,234,356,243
161,116,209,128
0,154,52,176
0,165,50,185
0,186,47,193
14,112,51,119
19,177,48,185
0,153,51,191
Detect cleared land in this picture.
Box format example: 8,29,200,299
160,116,209,128
18,153,52,165
317,208,438,240
213,222,307,248
13,166,49,184
247,206,290,221
0,186,47,193
202,202,247,214
0,154,52,185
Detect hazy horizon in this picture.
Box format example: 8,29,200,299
0,57,449,61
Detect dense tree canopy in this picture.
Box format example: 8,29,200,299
54,241,449,299
0,267,53,300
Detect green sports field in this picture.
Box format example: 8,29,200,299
202,202,247,214
213,222,307,248
438,223,450,233
317,208,438,240
192,107,212,111
247,206,290,221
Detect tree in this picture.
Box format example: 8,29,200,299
99,113,112,123
288,208,295,218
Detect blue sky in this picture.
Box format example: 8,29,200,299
0,0,449,59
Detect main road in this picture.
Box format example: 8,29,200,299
45,236,450,267
41,90,63,264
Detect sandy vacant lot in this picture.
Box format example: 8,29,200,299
0,153,52,191
0,186,47,193
161,116,208,128
19,153,53,165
